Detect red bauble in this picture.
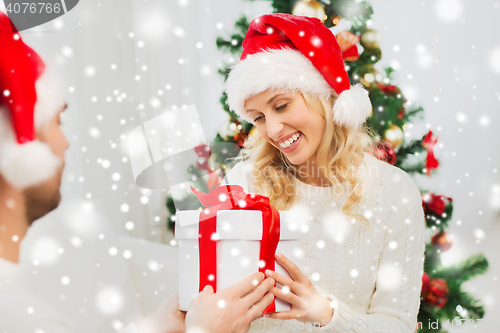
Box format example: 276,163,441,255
377,82,400,95
421,193,452,216
397,108,405,119
368,141,397,165
431,231,453,252
421,272,430,295
194,143,212,173
424,278,449,308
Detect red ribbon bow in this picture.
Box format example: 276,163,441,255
335,30,360,62
422,130,439,176
190,184,281,314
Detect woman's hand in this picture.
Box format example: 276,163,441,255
264,252,334,326
185,272,275,333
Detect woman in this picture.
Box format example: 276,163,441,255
222,13,426,332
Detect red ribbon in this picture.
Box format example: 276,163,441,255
335,30,360,62
422,130,439,176
190,184,281,314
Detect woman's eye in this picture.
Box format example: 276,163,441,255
253,116,263,122
276,104,288,111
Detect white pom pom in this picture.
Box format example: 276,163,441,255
332,83,372,129
0,141,61,189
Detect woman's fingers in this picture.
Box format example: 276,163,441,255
265,309,298,320
244,277,275,308
247,292,275,321
274,252,307,284
265,269,297,294
271,286,299,306
230,271,265,298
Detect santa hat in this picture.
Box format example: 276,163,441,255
0,12,63,189
225,13,372,129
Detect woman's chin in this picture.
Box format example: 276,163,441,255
284,155,307,167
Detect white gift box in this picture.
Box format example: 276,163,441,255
175,209,302,312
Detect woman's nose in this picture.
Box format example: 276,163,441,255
266,114,285,141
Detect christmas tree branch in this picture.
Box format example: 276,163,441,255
434,254,489,283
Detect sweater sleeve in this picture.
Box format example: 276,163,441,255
316,172,426,333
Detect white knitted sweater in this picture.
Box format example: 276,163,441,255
221,152,426,333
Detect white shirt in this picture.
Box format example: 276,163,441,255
221,152,426,332
0,201,179,333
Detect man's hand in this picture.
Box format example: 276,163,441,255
135,293,186,333
185,272,275,333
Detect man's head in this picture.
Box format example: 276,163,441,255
22,104,69,223
0,12,68,224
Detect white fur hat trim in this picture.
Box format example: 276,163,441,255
0,66,64,189
225,47,372,129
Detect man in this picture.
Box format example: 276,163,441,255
0,11,274,333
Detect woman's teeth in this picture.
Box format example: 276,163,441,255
279,132,301,149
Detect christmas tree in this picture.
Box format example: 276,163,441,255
166,1,488,331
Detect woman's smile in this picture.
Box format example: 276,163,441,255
244,90,325,167
277,131,303,152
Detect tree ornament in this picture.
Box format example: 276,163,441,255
234,132,246,147
368,141,396,165
422,130,439,176
424,278,449,308
397,108,405,119
422,193,453,216
331,16,341,26
249,126,259,137
194,143,212,173
357,65,382,87
431,230,453,252
335,30,360,62
292,0,326,22
383,124,403,147
360,28,381,49
377,82,400,95
421,272,430,295
219,118,239,140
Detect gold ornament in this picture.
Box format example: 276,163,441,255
363,66,382,84
331,16,341,26
292,0,327,22
356,65,381,88
384,124,403,147
360,29,381,49
249,126,259,137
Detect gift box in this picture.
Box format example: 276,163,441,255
175,185,302,313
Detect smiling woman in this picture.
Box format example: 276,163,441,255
235,87,375,223
245,90,326,166
222,12,426,333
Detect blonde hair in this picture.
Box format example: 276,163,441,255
230,91,377,227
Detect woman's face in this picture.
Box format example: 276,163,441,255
244,90,325,167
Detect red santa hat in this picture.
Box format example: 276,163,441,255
225,13,372,129
0,12,63,189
